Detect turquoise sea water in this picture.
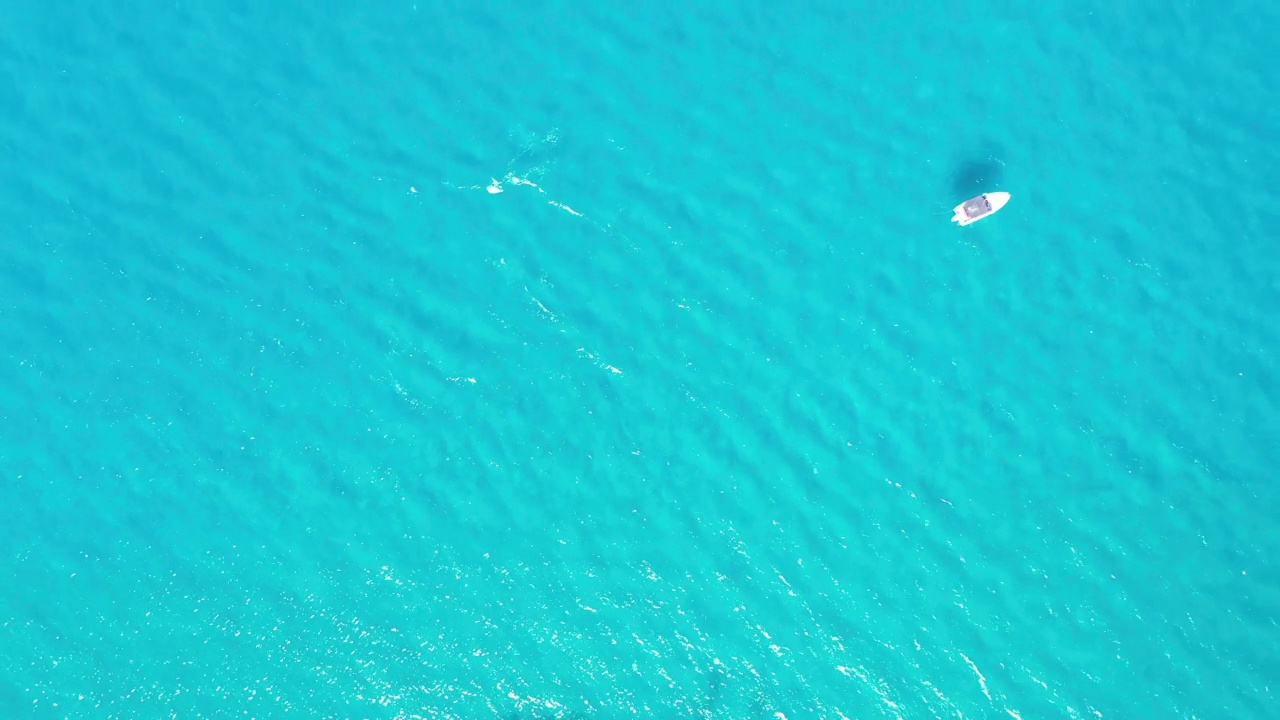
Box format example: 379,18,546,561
2,1,1278,717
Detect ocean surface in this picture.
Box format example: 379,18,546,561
1,1,1278,718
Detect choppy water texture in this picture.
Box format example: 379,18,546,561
1,1,1278,718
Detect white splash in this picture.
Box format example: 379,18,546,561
577,348,622,375
548,200,584,217
961,652,992,700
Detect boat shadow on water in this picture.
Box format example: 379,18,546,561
950,157,1005,197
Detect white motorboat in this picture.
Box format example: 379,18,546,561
951,191,1010,226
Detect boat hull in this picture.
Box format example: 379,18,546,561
951,191,1010,226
